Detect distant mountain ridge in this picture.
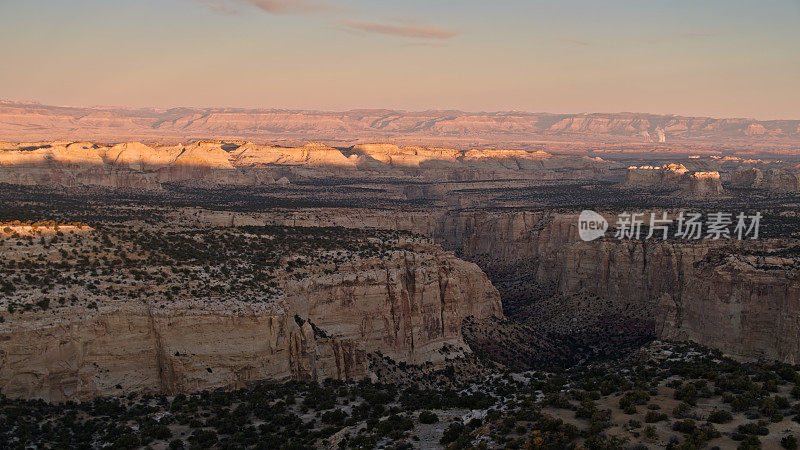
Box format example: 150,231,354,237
1,101,799,152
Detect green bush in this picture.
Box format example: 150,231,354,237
645,411,668,423
738,435,762,449
672,419,696,434
737,422,769,436
672,402,692,418
418,410,439,424
708,409,733,424
440,422,465,445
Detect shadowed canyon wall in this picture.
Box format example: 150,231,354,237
185,208,800,364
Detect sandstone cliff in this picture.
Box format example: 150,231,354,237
624,164,724,197
0,227,501,402
0,140,610,189
190,208,800,364
731,167,800,192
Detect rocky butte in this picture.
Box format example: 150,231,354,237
730,167,800,192
625,164,724,197
0,140,608,189
0,224,501,402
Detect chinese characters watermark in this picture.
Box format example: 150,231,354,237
578,210,762,242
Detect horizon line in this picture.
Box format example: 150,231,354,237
2,99,798,123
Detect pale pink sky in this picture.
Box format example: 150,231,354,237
1,0,798,119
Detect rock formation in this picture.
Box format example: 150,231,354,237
2,101,799,152
731,167,800,192
195,208,800,364
431,211,799,363
0,232,501,402
0,140,609,189
624,164,688,187
624,164,724,197
685,171,724,196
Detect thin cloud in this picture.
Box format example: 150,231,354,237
199,0,335,15
247,0,333,14
558,38,590,46
340,19,460,39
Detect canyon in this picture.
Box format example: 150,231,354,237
0,225,500,402
0,139,799,405
178,208,800,365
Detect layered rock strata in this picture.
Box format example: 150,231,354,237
625,164,724,197
0,141,609,189
0,239,501,402
182,208,800,363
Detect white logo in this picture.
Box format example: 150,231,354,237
578,210,608,241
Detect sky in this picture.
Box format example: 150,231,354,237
1,0,799,119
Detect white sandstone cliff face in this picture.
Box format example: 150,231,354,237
684,171,724,196
0,246,501,402
624,164,688,187
0,140,610,189
624,164,724,197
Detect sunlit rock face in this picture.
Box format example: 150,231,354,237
624,164,723,197
0,140,611,189
684,171,723,196
624,164,688,187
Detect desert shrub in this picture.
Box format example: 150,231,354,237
738,435,762,449
674,383,698,405
375,414,413,438
645,411,668,423
619,390,650,410
188,430,218,448
673,402,692,418
544,393,571,409
440,422,464,445
672,419,696,434
737,422,769,436
321,408,347,425
418,411,438,424
575,400,597,419
708,409,733,423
